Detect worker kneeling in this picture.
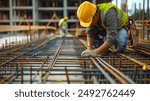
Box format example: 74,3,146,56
77,1,129,57
58,17,68,37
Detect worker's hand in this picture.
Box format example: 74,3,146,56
81,49,98,57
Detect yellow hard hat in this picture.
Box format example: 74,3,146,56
64,17,68,21
77,1,97,27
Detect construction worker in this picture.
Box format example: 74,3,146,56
77,1,129,57
58,17,68,37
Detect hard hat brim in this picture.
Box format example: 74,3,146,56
80,19,92,27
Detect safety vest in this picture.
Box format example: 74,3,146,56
97,3,129,29
58,18,67,27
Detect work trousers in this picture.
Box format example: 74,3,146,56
94,27,128,52
60,26,66,37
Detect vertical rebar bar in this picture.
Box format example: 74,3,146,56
30,64,32,84
133,65,137,82
112,52,114,66
21,64,23,84
119,55,121,70
134,3,136,20
142,0,145,40
65,67,70,84
83,60,88,84
15,63,18,78
148,0,150,19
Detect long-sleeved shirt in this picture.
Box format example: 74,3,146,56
87,8,118,46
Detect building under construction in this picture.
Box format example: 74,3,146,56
0,0,150,84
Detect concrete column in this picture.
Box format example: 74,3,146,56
63,0,68,28
63,0,67,17
9,0,13,25
13,0,16,25
93,0,96,4
32,0,37,25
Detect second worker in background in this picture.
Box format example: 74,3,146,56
58,17,68,37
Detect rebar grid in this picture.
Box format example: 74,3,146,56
0,36,149,84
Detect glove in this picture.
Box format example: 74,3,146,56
81,49,98,57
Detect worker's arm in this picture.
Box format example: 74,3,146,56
87,36,94,49
86,27,98,49
95,8,118,55
94,41,111,55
